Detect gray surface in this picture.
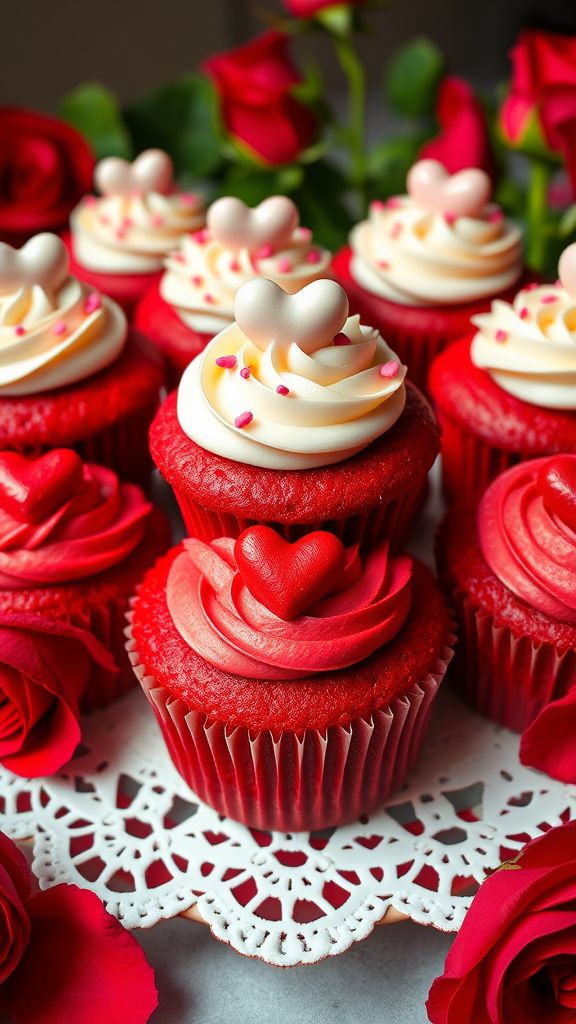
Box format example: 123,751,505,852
137,917,452,1024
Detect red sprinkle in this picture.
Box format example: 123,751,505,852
229,259,241,273
278,258,292,273
495,329,508,342
193,229,209,244
216,355,237,369
333,332,350,346
380,360,399,378
445,212,457,225
525,282,540,291
386,197,401,209
235,411,253,429
240,366,251,379
371,199,386,211
53,320,67,336
306,249,321,264
542,294,558,304
276,384,290,395
297,227,312,241
84,291,102,314
257,245,274,259
191,275,204,286
519,307,529,320
14,325,26,337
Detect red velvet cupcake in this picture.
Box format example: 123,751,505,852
0,233,164,486
0,449,170,721
332,159,525,394
437,456,576,739
65,149,205,315
134,195,332,384
429,245,576,503
128,527,453,830
150,278,440,548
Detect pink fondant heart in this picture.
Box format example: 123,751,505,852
234,278,348,355
235,526,347,620
0,234,68,295
559,244,576,298
407,159,491,218
95,149,173,198
207,196,299,254
0,449,83,523
538,455,576,532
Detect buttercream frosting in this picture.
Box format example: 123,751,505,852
167,534,413,679
177,277,407,470
479,456,576,623
161,196,331,334
0,234,126,396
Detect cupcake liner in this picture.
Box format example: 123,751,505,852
437,411,521,504
174,475,428,551
125,612,454,831
450,589,576,733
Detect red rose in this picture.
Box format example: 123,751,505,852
0,832,157,1024
0,613,117,778
520,685,576,783
419,76,495,179
500,30,576,187
203,31,317,166
0,107,94,247
283,0,365,16
427,820,576,1024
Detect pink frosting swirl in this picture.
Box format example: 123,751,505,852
166,535,413,679
479,456,576,623
0,464,151,588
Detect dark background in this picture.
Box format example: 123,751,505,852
3,0,576,111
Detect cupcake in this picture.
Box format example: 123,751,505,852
150,277,440,549
0,232,164,486
128,525,453,830
437,456,576,734
332,159,527,394
0,448,170,711
65,149,205,315
134,195,332,384
429,243,576,504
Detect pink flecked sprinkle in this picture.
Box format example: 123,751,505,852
371,199,386,212
193,229,209,244
378,260,391,270
14,325,26,337
495,329,508,342
391,222,403,239
276,384,290,395
181,192,199,205
203,293,216,304
278,258,292,273
519,307,529,320
84,291,102,314
151,214,165,227
191,275,204,286
240,366,251,379
235,411,253,429
380,360,399,378
525,282,540,291
115,229,126,241
53,320,67,336
445,212,457,225
542,294,558,304
306,249,321,264
216,355,237,369
229,259,241,273
257,245,274,259
333,332,350,346
297,227,312,241
385,197,401,209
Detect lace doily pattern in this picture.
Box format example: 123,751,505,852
0,686,574,966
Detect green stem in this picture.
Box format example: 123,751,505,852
526,159,552,272
333,33,367,209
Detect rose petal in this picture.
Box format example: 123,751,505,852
520,686,576,784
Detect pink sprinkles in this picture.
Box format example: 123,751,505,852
53,320,67,336
495,329,508,343
193,229,209,244
380,360,399,379
276,384,290,395
216,355,237,369
235,411,253,429
229,259,241,273
14,325,26,337
257,245,274,259
240,366,251,379
192,275,204,286
84,292,102,314
278,258,292,273
542,294,558,304
519,307,529,320
306,249,321,264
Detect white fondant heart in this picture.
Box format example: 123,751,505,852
407,159,491,218
207,196,299,254
0,234,69,294
234,278,349,355
95,149,173,198
559,244,576,297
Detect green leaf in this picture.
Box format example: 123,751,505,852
218,167,290,206
124,75,224,178
560,203,576,238
292,160,354,250
60,83,132,159
366,135,425,199
385,37,444,118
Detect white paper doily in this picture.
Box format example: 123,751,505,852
1,682,574,967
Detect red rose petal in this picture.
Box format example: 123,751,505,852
520,685,576,784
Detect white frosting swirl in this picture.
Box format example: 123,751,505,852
350,198,523,306
471,283,576,409
71,192,205,275
177,312,406,470
161,227,331,334
0,277,126,396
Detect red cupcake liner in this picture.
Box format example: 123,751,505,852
174,475,428,550
436,411,521,504
126,613,454,831
450,590,576,733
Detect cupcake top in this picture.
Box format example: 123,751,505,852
166,525,413,679
350,159,523,307
71,149,205,275
0,448,152,589
471,244,576,409
479,455,576,624
177,277,407,470
0,234,126,397
160,195,332,334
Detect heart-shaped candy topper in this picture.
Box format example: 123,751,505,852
558,244,576,298
95,149,173,198
538,455,576,533
207,196,299,254
0,449,83,524
235,526,347,620
0,234,69,295
407,159,491,219
234,278,348,355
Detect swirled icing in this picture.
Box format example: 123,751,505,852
471,283,576,408
479,457,576,623
0,463,151,588
349,198,522,307
166,536,413,679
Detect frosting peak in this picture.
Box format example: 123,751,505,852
479,456,576,623
177,278,407,470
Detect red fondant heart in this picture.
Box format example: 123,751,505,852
235,526,347,621
0,449,84,523
537,455,576,532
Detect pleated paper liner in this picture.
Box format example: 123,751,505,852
436,411,523,505
126,612,455,832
